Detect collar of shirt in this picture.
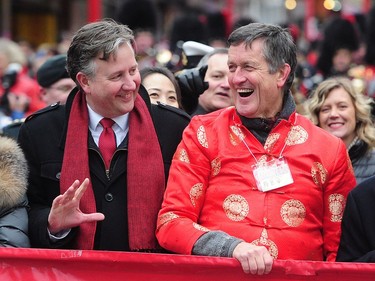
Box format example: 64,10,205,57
87,104,129,147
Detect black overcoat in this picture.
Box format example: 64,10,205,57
18,86,190,250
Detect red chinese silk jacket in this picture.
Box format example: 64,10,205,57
157,107,356,261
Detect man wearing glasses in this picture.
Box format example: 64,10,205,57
37,54,76,105
1,54,75,139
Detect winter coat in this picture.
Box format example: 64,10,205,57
349,140,375,184
157,107,356,261
0,136,30,247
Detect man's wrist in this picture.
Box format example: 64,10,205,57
47,227,71,241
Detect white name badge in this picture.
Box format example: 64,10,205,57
252,157,294,192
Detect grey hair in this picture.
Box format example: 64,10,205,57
228,22,297,93
196,48,228,68
67,18,135,86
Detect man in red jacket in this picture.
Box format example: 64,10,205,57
156,22,356,275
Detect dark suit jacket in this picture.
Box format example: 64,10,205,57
336,175,375,262
18,87,190,250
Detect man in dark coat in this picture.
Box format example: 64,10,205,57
336,175,375,262
18,19,189,251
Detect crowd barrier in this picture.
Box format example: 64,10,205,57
0,248,375,280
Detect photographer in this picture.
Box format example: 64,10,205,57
176,46,233,115
0,39,45,127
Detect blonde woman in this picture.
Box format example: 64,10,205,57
306,76,375,183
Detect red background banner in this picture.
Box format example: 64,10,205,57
0,248,375,280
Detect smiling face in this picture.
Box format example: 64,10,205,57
318,87,357,147
77,43,141,118
142,72,179,108
227,40,290,119
198,53,232,112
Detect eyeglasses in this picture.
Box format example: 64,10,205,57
48,85,75,92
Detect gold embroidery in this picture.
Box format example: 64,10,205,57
197,125,208,148
264,133,280,152
286,125,308,146
178,148,190,163
193,223,210,232
158,211,179,228
251,229,278,259
229,125,245,146
329,194,345,222
311,162,327,188
190,183,204,207
229,132,239,146
258,155,269,165
280,199,306,227
211,157,221,176
223,194,249,221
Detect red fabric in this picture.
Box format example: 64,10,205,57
98,118,116,169
0,248,375,281
60,91,165,250
127,95,165,250
157,107,356,260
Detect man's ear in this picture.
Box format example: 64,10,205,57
276,63,291,88
39,87,47,97
76,72,90,93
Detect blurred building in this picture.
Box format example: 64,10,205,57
0,0,372,51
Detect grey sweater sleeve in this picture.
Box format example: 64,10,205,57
192,231,243,257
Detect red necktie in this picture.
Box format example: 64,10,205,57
99,118,116,169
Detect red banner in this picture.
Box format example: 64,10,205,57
0,248,375,281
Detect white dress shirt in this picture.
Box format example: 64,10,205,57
87,104,129,147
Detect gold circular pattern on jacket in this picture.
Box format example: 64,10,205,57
264,133,280,152
280,199,306,227
251,229,279,259
286,125,308,145
158,211,179,228
311,162,327,188
223,194,249,221
178,148,190,163
229,125,245,146
197,125,208,148
211,157,221,176
329,193,345,222
190,183,204,207
193,223,210,232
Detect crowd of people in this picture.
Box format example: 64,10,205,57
0,3,375,277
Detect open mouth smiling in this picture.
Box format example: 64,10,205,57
328,122,344,129
238,89,254,97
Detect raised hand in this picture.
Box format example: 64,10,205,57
48,178,105,235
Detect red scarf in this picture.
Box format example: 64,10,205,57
60,91,165,250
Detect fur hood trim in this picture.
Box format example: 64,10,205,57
0,136,28,209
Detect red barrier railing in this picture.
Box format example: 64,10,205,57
0,248,374,281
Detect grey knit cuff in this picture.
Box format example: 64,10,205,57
192,230,244,257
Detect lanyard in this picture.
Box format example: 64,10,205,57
233,113,298,163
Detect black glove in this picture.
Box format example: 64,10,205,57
175,65,208,115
